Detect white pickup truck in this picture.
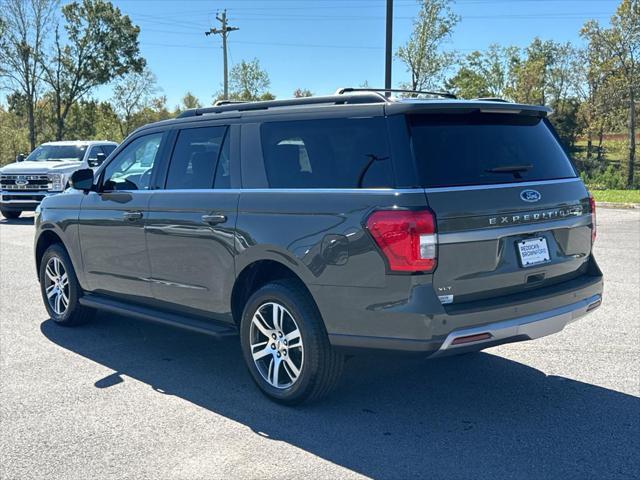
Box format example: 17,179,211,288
0,140,118,219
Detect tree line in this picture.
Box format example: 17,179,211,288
1,0,638,188
397,0,638,188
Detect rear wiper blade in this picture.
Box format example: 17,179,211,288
485,164,532,179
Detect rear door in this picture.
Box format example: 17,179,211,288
145,124,239,320
407,111,593,304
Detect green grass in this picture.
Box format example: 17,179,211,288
573,138,627,163
590,189,640,204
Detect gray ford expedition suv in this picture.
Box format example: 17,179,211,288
34,89,603,404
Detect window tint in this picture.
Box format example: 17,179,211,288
409,113,577,187
214,130,231,188
165,126,227,190
101,144,117,156
260,117,393,188
87,146,102,163
102,133,163,191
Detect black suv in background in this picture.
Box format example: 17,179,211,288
34,88,603,404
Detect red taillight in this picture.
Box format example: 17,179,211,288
589,194,597,244
366,209,437,272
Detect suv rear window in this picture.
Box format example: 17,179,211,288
409,113,576,187
260,117,393,188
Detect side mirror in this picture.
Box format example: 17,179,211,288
89,152,107,167
15,154,25,162
69,168,94,192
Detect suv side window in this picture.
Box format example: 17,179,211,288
260,117,393,188
213,130,231,189
165,126,227,190
102,133,164,191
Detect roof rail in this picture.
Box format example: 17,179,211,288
335,87,457,100
177,92,387,119
213,99,248,106
471,97,510,103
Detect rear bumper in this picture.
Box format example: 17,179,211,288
325,258,603,354
430,293,601,357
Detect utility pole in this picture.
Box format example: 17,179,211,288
205,10,239,100
384,0,393,97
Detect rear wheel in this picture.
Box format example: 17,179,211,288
1,209,21,219
39,244,93,326
240,280,344,405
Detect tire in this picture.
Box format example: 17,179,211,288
240,279,344,405
39,244,93,326
1,209,21,219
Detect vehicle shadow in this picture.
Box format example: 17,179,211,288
41,313,639,479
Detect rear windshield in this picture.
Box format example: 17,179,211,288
409,113,576,187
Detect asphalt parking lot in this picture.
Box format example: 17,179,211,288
0,208,638,480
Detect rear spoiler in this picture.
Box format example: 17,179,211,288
385,100,552,117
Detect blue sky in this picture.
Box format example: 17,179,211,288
108,0,619,108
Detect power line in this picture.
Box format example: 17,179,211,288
133,11,612,26
224,12,612,20
205,9,239,99
141,40,383,51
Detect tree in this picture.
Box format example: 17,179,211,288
538,42,584,149
92,101,120,142
227,58,273,101
293,88,313,98
575,35,619,164
111,67,157,138
41,0,145,140
582,0,639,187
129,95,172,129
181,91,202,110
507,38,558,105
0,104,30,166
0,0,57,150
446,44,518,99
396,0,459,92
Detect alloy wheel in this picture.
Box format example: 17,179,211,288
249,302,304,389
44,256,69,316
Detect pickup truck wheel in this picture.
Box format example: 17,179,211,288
240,280,344,405
1,209,21,219
39,244,93,326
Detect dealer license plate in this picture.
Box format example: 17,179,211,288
517,237,550,267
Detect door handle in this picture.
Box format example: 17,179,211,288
202,214,227,225
123,211,143,221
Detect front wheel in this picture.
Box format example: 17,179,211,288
240,280,344,405
1,209,21,219
39,244,93,326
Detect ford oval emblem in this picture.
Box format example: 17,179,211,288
15,179,28,186
520,189,542,202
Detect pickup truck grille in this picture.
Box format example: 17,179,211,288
0,174,50,191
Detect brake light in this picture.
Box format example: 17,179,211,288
366,209,437,272
589,194,597,244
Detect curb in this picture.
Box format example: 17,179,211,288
595,201,640,209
